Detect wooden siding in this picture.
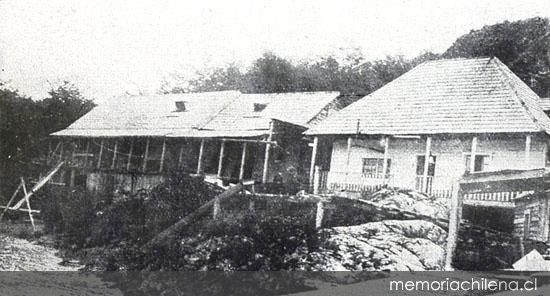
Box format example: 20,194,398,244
514,194,550,242
327,133,547,198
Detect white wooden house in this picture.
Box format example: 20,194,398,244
50,91,347,193
306,57,550,207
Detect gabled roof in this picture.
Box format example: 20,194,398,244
198,91,340,135
51,91,241,137
51,91,341,138
306,57,550,136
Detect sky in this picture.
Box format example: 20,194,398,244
1,0,549,102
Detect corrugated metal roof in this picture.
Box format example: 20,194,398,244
306,57,550,135
51,90,341,138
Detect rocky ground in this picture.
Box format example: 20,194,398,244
301,219,447,271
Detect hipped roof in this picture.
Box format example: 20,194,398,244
306,57,550,136
51,91,340,138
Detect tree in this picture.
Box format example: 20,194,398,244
444,17,550,97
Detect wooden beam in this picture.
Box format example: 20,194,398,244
470,136,478,173
0,182,22,221
382,136,390,181
178,146,184,169
444,183,463,270
126,138,134,171
422,136,432,193
217,140,226,178
525,135,532,168
239,142,247,180
96,139,104,169
20,178,36,232
142,138,150,172
309,136,319,190
84,139,90,167
159,138,166,172
345,137,352,176
111,140,118,170
262,120,274,184
197,139,205,174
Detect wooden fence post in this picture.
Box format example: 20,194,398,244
444,182,463,270
315,201,325,229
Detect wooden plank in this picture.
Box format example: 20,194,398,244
239,142,247,180
20,178,36,232
444,184,463,270
144,183,243,250
11,161,65,210
470,136,477,173
262,120,274,184
345,137,352,176
309,136,319,189
197,139,205,174
0,182,22,221
142,138,150,172
382,136,390,180
97,139,104,169
127,138,134,171
159,138,166,172
422,136,432,193
217,140,225,178
111,140,118,170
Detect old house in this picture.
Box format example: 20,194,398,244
306,57,550,210
49,90,345,193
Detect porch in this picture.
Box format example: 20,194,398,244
309,133,542,208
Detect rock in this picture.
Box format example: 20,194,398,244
299,220,446,271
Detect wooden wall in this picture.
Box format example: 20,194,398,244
513,194,550,242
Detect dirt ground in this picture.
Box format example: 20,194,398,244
0,223,123,295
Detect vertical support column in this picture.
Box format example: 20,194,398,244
262,120,274,184
69,169,76,187
217,140,226,178
382,136,390,182
142,138,150,172
97,139,104,169
444,183,463,270
525,135,532,168
159,138,167,172
313,165,321,195
309,136,319,191
84,139,90,168
470,136,478,173
197,139,205,174
126,138,134,171
422,136,432,193
178,146,184,169
239,142,248,180
111,140,118,170
345,136,352,176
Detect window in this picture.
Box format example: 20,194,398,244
416,155,436,176
362,158,391,178
464,154,490,173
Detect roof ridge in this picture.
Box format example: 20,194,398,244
490,57,546,133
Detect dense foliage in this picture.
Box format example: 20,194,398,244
0,82,95,199
162,17,550,99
